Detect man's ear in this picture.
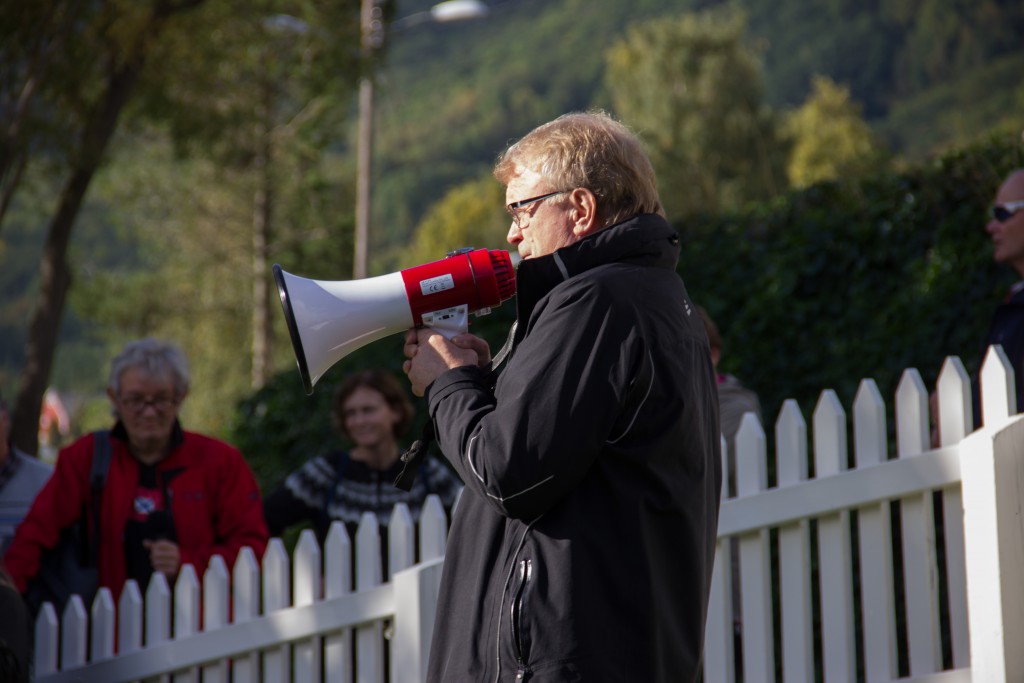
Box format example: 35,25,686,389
570,188,600,236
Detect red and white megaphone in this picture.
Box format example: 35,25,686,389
274,248,516,394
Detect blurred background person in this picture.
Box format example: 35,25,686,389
699,305,762,492
0,396,52,558
699,305,762,676
263,369,462,565
3,338,268,609
0,566,31,683
37,388,71,465
976,168,1024,423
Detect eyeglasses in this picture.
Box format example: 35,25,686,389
506,190,570,229
119,394,179,413
990,200,1024,223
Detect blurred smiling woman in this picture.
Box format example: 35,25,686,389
262,369,462,548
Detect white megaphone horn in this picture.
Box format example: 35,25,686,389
274,247,517,394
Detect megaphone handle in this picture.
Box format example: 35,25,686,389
421,304,469,339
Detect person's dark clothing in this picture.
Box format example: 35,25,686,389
0,582,31,682
263,451,462,543
424,213,722,682
975,281,1024,425
123,463,180,591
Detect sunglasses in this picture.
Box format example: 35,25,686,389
990,200,1024,223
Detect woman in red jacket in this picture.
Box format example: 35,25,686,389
3,338,268,610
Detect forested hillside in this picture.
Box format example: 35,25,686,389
372,0,1024,266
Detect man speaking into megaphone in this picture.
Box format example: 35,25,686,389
400,111,722,683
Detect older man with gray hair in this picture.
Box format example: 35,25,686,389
4,338,268,612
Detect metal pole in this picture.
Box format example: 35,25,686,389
354,0,378,280
355,76,372,280
353,1,486,279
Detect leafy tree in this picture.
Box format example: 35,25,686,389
784,75,890,188
604,7,786,220
0,0,208,455
403,174,508,267
73,128,355,436
132,0,364,389
0,0,365,449
71,137,254,434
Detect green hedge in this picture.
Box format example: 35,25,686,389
680,133,1024,432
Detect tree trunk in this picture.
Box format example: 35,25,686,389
250,58,274,390
9,0,208,454
10,57,147,455
251,142,274,389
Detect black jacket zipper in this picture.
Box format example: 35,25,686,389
511,558,533,678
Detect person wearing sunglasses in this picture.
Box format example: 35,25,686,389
977,168,1024,421
402,111,721,683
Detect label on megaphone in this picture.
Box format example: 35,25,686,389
400,247,516,327
421,304,470,339
274,248,516,394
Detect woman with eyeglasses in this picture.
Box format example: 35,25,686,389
3,338,269,615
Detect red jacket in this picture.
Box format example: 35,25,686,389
4,426,268,598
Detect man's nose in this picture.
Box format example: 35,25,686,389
507,221,522,245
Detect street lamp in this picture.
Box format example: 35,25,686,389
354,0,489,279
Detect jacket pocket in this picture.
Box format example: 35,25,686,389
510,558,533,670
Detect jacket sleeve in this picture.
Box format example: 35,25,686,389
2,439,91,594
177,445,269,573
262,469,321,539
426,280,643,520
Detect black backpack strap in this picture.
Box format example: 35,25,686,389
84,430,112,566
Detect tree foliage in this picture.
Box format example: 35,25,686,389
402,174,508,267
0,0,365,449
604,8,786,220
784,75,889,188
129,0,364,388
0,0,208,454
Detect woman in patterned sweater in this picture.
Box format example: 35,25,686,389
262,369,462,565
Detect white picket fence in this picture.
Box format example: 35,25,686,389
32,346,1024,682
706,345,1024,683
33,494,456,683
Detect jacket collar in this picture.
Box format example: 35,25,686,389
111,419,186,464
513,213,680,316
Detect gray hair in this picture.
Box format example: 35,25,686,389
108,338,190,397
494,110,664,227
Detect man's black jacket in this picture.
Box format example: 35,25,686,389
424,213,722,682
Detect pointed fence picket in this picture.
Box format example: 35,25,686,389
30,346,1024,683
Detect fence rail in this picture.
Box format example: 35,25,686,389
32,346,1024,682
